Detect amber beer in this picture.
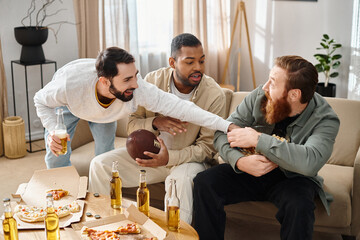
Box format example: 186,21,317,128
45,193,60,240
55,129,67,155
137,170,150,216
110,161,122,209
54,108,67,155
166,179,180,231
167,206,180,231
2,198,19,240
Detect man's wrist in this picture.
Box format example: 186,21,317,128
227,123,240,132
152,118,158,130
255,132,261,146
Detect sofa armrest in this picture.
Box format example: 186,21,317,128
71,119,93,150
351,145,360,235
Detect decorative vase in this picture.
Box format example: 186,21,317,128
316,82,336,97
14,26,48,64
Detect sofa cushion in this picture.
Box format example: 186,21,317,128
325,97,360,167
71,137,127,177
224,164,353,228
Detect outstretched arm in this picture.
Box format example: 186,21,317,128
133,75,231,133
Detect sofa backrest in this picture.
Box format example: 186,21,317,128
116,116,130,138
227,91,360,167
228,92,250,116
324,97,360,166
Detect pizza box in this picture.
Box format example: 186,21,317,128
12,166,88,229
70,204,177,240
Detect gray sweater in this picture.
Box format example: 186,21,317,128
214,85,340,214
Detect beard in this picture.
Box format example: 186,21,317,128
109,81,134,102
261,91,291,125
175,70,202,87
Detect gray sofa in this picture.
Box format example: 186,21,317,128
70,89,360,240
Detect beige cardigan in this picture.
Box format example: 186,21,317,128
127,67,227,167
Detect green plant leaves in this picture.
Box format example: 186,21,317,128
315,64,324,73
332,61,341,68
332,54,342,60
330,72,339,78
320,42,328,49
314,34,342,83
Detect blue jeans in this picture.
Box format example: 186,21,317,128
44,106,117,169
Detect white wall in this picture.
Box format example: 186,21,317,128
229,0,354,98
0,0,78,140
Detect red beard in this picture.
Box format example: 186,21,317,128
261,91,291,124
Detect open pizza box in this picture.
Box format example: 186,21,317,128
68,204,176,240
12,166,87,229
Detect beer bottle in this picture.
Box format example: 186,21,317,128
136,170,150,217
2,198,19,240
54,108,67,155
166,179,180,231
45,193,60,240
110,161,122,209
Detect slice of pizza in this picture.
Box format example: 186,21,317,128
54,201,81,218
81,227,120,240
14,201,81,223
14,204,47,222
46,189,69,200
57,201,81,213
116,222,141,234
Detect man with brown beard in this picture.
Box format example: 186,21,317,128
193,55,340,240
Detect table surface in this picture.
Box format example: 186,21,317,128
2,193,199,240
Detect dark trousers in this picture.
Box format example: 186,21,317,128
193,164,318,240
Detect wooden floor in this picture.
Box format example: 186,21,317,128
0,140,357,240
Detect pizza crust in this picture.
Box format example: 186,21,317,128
14,201,81,223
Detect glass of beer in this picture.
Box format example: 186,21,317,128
54,108,67,155
54,129,67,155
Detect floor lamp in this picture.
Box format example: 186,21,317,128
220,0,256,91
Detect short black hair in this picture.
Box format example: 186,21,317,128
95,47,135,79
171,33,202,59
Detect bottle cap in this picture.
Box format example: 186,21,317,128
46,193,53,198
3,198,10,202
140,169,146,173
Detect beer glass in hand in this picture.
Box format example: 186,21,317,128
54,108,67,155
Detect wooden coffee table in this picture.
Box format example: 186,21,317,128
9,192,199,240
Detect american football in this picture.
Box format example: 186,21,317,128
126,129,161,160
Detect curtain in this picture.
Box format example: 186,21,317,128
173,0,229,83
101,0,172,77
348,0,360,100
73,0,101,58
0,37,9,156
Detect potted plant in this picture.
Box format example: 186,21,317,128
313,34,342,97
14,0,73,64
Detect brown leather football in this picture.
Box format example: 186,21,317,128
126,129,161,160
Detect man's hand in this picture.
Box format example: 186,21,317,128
227,123,241,132
152,116,187,135
236,154,278,177
47,132,70,157
136,137,169,167
227,127,261,148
